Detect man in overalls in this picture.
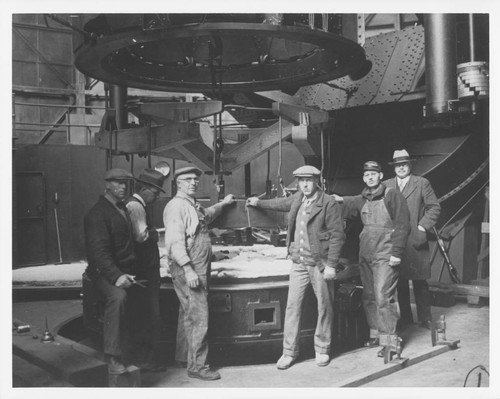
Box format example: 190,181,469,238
163,166,235,380
333,161,410,357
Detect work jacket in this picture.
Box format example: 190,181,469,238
84,195,136,284
257,190,345,271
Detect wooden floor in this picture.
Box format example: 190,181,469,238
12,297,490,391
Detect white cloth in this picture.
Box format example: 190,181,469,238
126,193,149,243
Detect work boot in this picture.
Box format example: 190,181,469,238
107,355,127,375
315,352,330,367
364,338,379,348
187,366,221,381
276,354,296,370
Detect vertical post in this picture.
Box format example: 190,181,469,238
109,84,128,130
468,14,475,62
424,14,458,117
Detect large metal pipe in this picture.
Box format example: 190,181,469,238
468,14,475,62
109,84,128,129
424,14,458,117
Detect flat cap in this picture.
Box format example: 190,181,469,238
363,161,382,173
174,166,203,180
293,165,321,177
104,168,133,181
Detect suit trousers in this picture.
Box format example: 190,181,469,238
397,278,432,324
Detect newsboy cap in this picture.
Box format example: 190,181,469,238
363,161,382,173
104,168,133,181
388,149,414,165
174,166,203,180
136,168,166,193
293,165,321,177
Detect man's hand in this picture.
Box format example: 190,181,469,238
221,194,236,206
115,274,135,288
331,194,344,203
184,265,200,289
148,228,159,242
246,197,259,207
417,225,426,232
323,266,337,281
389,256,401,267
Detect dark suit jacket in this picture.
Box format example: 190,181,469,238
257,190,345,271
384,175,441,279
84,196,136,284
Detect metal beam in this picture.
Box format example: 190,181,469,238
222,120,294,171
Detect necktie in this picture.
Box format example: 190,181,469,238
116,201,126,210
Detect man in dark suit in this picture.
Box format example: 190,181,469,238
125,168,169,372
384,150,441,329
84,168,138,375
247,165,345,370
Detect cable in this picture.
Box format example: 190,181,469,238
463,365,489,387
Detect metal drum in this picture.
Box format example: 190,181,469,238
74,13,369,93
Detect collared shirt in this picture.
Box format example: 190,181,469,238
301,192,318,208
397,176,410,192
104,192,128,220
126,193,149,243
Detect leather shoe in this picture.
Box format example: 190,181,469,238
315,352,330,367
107,356,127,375
364,338,380,348
276,354,296,370
419,320,432,330
377,347,386,358
188,367,221,381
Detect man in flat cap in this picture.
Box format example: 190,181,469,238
333,161,410,357
124,168,169,372
163,166,235,381
84,168,138,375
384,150,441,330
247,165,345,370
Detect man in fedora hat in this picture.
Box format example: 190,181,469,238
333,161,410,357
163,165,235,381
124,168,169,372
84,168,138,375
247,165,345,370
384,150,441,330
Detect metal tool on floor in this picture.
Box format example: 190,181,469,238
41,316,55,343
380,335,407,364
431,315,460,348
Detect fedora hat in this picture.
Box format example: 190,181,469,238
389,149,414,165
136,168,166,193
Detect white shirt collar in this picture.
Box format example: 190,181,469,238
132,193,146,207
397,175,410,187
